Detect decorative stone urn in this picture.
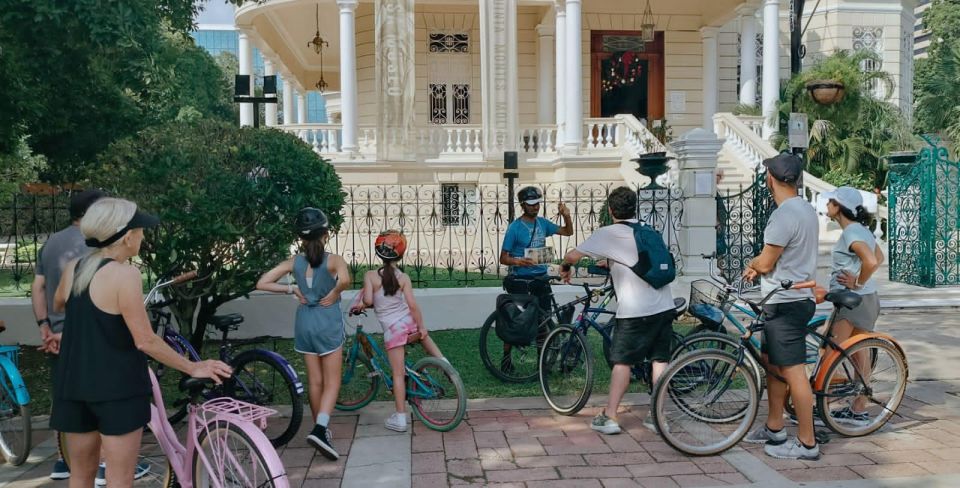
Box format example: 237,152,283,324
805,80,845,105
632,151,674,189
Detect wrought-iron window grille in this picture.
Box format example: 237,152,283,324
441,184,462,226
429,33,469,54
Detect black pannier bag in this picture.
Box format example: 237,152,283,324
495,293,542,346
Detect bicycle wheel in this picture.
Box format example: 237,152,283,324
653,349,759,456
408,357,467,432
817,338,907,437
672,331,764,391
0,366,30,466
225,350,303,448
193,420,288,488
538,326,594,415
479,311,540,383
336,341,381,411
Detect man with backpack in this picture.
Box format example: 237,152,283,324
560,186,676,435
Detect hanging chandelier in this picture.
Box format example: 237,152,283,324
307,4,330,92
640,0,655,42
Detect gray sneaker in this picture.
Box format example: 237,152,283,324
744,425,788,444
764,437,821,460
590,413,621,435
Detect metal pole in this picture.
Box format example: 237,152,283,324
507,176,516,223
790,0,806,75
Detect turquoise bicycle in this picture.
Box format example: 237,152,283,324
0,320,32,466
335,311,467,432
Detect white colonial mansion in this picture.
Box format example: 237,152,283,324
228,0,915,193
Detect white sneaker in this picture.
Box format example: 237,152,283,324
385,412,408,432
590,413,621,435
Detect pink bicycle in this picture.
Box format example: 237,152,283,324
144,368,290,487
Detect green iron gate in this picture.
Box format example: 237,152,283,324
716,170,775,283
888,138,960,287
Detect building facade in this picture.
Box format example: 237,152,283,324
224,0,916,188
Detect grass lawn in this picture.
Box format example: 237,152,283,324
18,320,700,416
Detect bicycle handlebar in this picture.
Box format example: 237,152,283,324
170,270,198,285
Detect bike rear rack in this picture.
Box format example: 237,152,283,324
198,397,277,430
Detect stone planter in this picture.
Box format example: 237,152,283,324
632,151,674,189
805,80,845,105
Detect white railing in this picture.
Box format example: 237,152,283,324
714,112,889,240
616,114,668,155
583,118,621,149
416,125,483,156
285,123,377,159
518,125,558,155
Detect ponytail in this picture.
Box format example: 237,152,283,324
839,205,873,226
380,260,400,296
302,230,328,268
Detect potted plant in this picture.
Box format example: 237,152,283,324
805,79,846,105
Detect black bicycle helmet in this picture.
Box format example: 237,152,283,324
517,186,542,205
295,207,329,236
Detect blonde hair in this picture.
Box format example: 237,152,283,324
73,198,137,296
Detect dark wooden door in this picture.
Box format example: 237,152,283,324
590,31,664,120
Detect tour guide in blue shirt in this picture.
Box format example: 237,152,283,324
500,186,573,277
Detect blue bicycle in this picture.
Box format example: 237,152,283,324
335,311,466,432
537,272,691,415
0,320,32,466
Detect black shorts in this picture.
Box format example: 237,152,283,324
51,395,150,436
761,299,816,367
609,310,675,366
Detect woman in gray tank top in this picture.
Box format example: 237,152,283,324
256,208,350,460
823,187,885,426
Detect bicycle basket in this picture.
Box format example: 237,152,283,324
0,345,20,369
198,397,277,430
689,280,732,314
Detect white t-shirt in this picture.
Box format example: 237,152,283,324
576,219,675,319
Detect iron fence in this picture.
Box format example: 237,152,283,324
1,182,686,292
888,138,960,287
0,193,73,293
715,171,773,284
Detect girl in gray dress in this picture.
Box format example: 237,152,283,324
823,187,885,426
257,208,350,460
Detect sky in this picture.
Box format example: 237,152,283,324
196,0,236,26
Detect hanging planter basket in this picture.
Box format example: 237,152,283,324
805,80,846,105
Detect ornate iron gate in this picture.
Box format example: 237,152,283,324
715,171,774,283
888,138,960,287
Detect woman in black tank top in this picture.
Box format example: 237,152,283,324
48,198,232,488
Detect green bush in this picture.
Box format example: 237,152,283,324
93,120,345,345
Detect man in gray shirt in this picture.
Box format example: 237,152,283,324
32,189,104,479
741,153,821,460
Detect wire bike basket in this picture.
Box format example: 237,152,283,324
198,397,277,430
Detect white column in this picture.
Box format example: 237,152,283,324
238,32,254,127
282,76,294,125
761,0,780,139
671,128,723,277
738,7,758,107
563,0,582,150
263,60,277,127
701,27,720,131
297,91,307,124
338,0,359,153
479,0,519,157
536,22,555,124
554,1,566,141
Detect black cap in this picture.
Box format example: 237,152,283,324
69,190,107,221
762,153,804,184
84,208,160,248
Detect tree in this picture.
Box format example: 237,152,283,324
772,50,914,189
914,0,960,151
0,0,232,182
0,138,47,204
94,120,345,346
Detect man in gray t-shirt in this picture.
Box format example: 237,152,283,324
31,189,104,480
741,153,821,461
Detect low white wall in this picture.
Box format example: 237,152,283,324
0,285,602,346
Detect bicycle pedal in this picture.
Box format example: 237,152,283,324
814,430,831,445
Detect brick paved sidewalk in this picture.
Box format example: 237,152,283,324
411,382,960,488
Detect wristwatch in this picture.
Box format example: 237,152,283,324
37,318,51,327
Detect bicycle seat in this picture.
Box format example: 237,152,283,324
179,376,214,395
672,297,687,316
208,313,244,331
824,291,862,310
